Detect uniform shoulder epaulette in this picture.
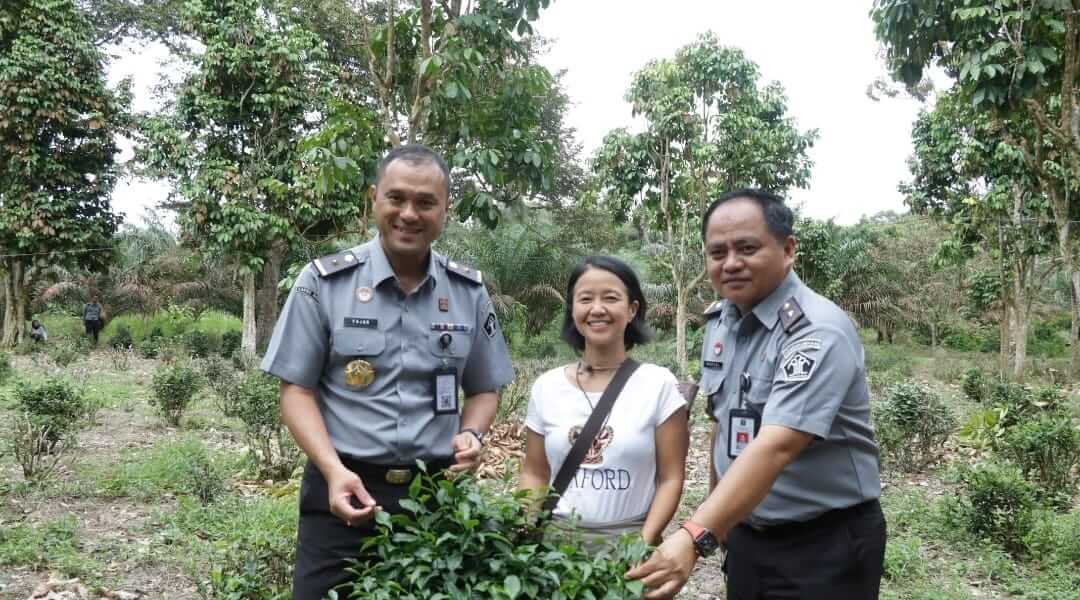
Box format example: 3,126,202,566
444,259,483,285
703,300,724,317
779,296,811,334
312,249,365,278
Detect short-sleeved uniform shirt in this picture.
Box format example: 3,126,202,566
701,271,881,526
261,236,514,465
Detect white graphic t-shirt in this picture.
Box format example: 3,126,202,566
525,362,686,525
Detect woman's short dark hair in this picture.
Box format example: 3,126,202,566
560,255,652,352
700,188,794,243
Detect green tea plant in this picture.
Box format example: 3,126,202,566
338,470,650,599
944,460,1038,555
7,379,94,480
185,330,214,358
961,367,986,403
225,371,300,479
108,325,134,350
150,363,203,426
0,351,12,384
875,381,956,472
998,414,1080,507
47,340,82,368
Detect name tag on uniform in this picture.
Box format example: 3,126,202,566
703,360,723,369
344,317,378,329
728,408,761,459
432,365,458,415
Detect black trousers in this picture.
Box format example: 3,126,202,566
724,499,887,600
292,457,452,600
84,319,100,343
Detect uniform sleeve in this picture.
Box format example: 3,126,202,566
762,324,857,439
654,367,688,426
260,265,330,390
524,378,545,435
461,291,515,396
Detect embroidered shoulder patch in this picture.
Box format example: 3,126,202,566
483,313,497,338
782,351,817,381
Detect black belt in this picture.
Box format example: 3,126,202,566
339,454,454,486
740,499,880,538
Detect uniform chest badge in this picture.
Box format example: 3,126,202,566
344,359,375,388
438,297,449,312
356,287,373,303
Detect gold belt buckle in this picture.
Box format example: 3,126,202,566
385,468,412,485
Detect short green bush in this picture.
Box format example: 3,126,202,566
958,407,1008,450
226,371,299,480
340,471,651,599
136,337,160,359
150,363,203,426
198,537,291,600
13,379,93,449
999,414,1080,507
108,325,134,350
875,381,956,471
220,330,241,358
945,461,1038,555
47,341,82,368
185,329,214,359
0,351,13,384
961,367,986,403
989,381,1039,428
864,344,914,378
1024,510,1080,568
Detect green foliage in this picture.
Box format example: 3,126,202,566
94,436,235,502
875,381,956,472
989,381,1061,428
944,461,1038,555
1028,319,1067,358
136,336,161,359
150,363,203,426
12,379,93,448
47,340,83,368
0,514,98,578
220,329,241,358
108,325,133,350
185,329,215,359
958,407,1008,451
0,351,12,384
864,343,915,378
224,371,299,480
1024,510,1080,569
998,414,1080,507
198,536,291,600
0,0,129,346
341,471,650,599
962,367,987,403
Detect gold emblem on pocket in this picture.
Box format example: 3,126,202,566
344,360,375,388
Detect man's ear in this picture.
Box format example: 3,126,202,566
368,184,377,204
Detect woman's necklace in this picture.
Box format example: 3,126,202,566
574,359,623,412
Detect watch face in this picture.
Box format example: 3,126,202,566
695,531,720,558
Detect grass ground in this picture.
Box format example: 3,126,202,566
0,337,1077,599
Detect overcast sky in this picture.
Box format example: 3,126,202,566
107,0,925,226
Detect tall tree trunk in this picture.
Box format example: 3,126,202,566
1072,271,1080,374
675,284,689,379
1000,302,1012,380
256,240,287,352
1047,186,1080,375
929,322,937,348
1011,265,1029,380
1,262,27,348
242,271,257,358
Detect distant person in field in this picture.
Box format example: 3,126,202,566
519,255,689,547
29,319,47,343
82,295,103,346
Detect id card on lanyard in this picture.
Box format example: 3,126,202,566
728,372,761,459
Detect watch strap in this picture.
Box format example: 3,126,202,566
461,427,484,445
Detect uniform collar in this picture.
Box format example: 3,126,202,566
750,270,802,330
366,235,439,291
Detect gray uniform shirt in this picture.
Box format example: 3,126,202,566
702,271,881,526
261,237,514,464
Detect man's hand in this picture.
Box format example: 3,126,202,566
326,467,380,527
449,431,483,472
625,528,698,599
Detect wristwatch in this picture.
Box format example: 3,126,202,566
680,521,720,558
460,427,485,446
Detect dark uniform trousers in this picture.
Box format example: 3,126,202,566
292,455,453,600
723,499,887,600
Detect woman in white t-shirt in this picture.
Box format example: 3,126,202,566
520,255,689,545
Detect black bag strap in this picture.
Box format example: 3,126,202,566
540,359,640,515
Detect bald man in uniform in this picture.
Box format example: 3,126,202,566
261,144,514,599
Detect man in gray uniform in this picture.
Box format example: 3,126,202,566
629,188,885,599
261,144,514,600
